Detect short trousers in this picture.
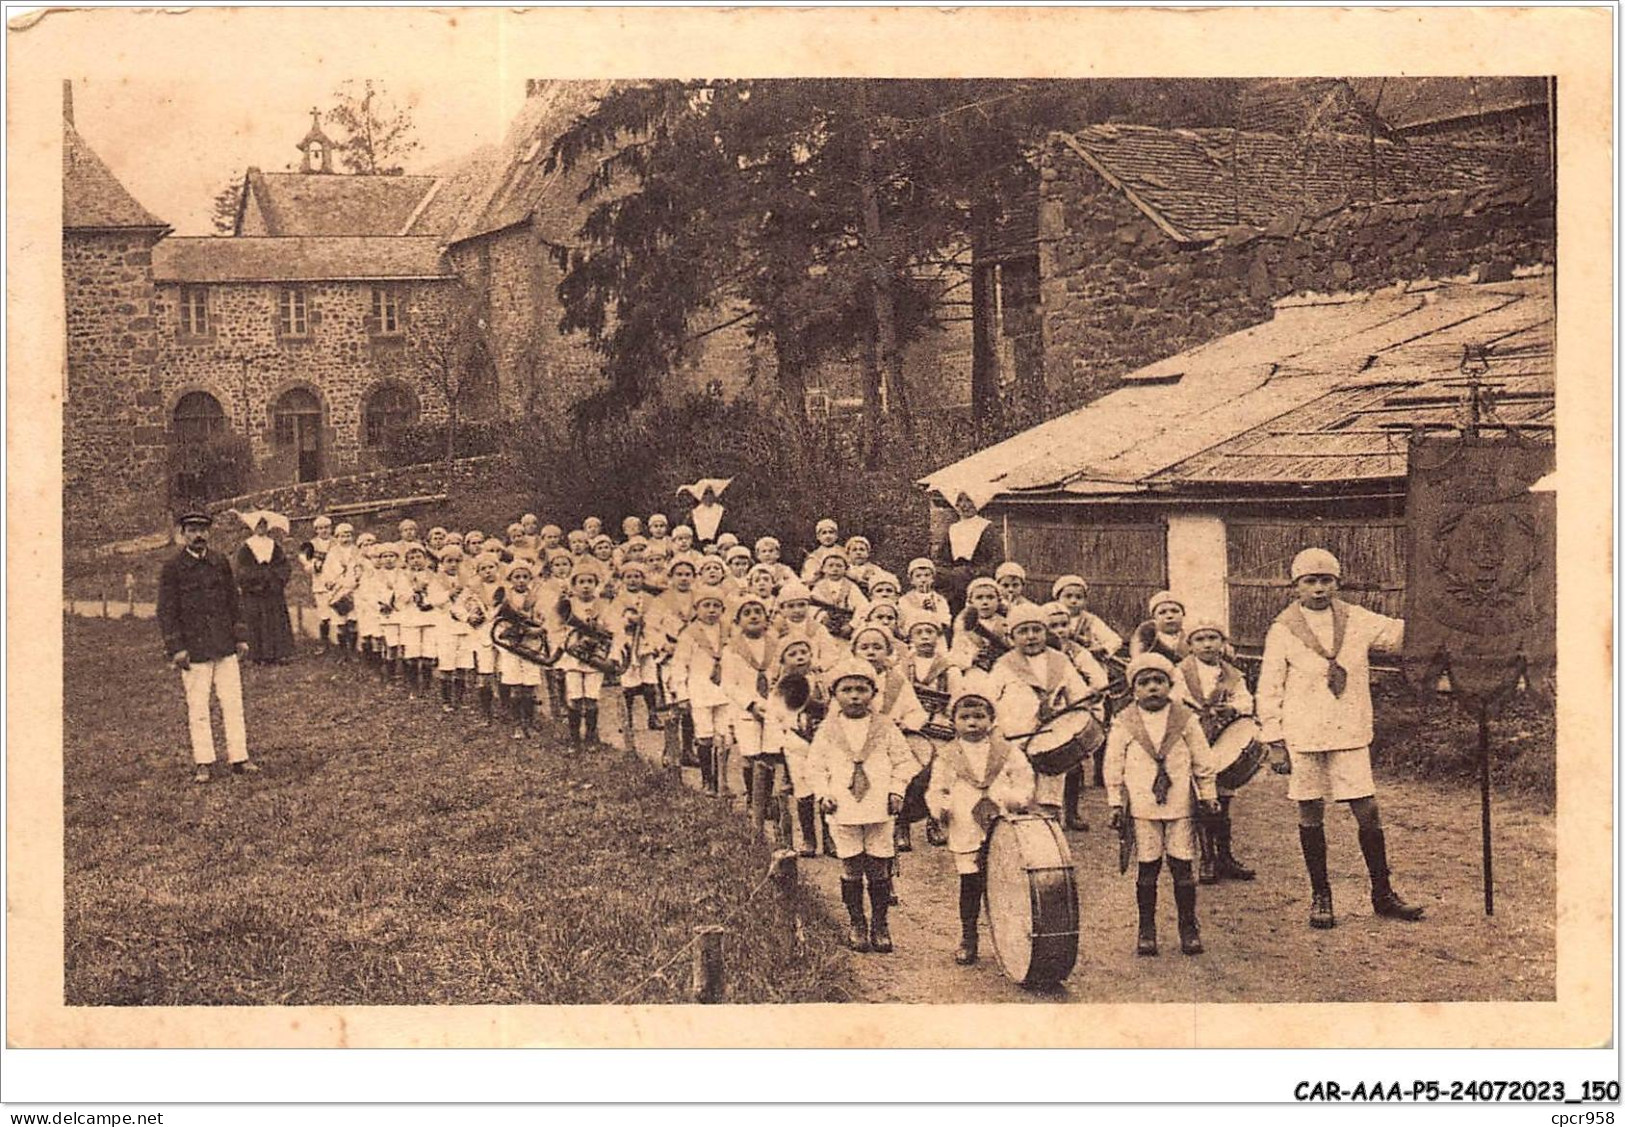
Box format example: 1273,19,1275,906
472,640,497,675
564,670,604,701
951,848,986,875
437,630,475,672
731,714,765,757
690,702,730,741
497,646,543,687
1287,745,1376,803
1133,816,1195,862
827,819,897,860
400,625,432,661
382,622,402,647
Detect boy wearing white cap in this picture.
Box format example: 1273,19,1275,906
950,577,1010,673
1174,616,1256,883
1051,575,1124,660
800,518,843,583
765,637,828,856
671,584,731,795
395,543,441,700
610,561,663,733
494,556,545,739
810,657,918,953
926,690,1036,964
301,515,333,651
753,537,797,594
844,536,880,595
901,615,962,847
1130,591,1189,664
992,602,1096,829
810,550,870,641
721,595,781,832
555,568,614,749
1105,653,1218,956
898,559,952,638
368,542,403,683
772,579,841,673
1258,548,1423,929
994,561,1036,613
323,523,362,660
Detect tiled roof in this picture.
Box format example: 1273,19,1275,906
447,79,615,245
152,236,454,283
921,274,1552,502
241,170,440,237
1055,124,1536,243
63,121,168,231
1348,77,1548,133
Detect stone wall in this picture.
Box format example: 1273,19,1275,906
64,229,169,542
206,454,511,527
150,277,459,486
1037,150,1555,409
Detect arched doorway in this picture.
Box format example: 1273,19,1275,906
362,382,419,450
272,387,323,483
171,391,228,500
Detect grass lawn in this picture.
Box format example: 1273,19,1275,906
63,616,854,1006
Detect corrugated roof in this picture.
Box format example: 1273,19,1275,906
152,237,454,283
1348,77,1548,133
1056,123,1534,243
63,121,168,231
242,170,439,237
922,274,1552,502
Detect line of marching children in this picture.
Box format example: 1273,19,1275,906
294,510,1415,968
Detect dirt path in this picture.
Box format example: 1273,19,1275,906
599,693,1554,1005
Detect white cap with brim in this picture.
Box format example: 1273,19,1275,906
826,656,878,692
1290,548,1342,580
1126,652,1177,684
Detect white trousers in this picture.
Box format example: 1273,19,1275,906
180,655,248,765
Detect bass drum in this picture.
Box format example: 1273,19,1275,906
984,814,1079,988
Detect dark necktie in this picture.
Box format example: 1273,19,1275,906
1152,761,1173,805
849,760,870,802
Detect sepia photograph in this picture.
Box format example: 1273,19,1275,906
5,5,1614,1073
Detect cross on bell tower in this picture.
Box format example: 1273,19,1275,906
297,107,335,174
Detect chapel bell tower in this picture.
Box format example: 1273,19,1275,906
297,108,335,174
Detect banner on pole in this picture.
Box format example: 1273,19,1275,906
1402,433,1556,702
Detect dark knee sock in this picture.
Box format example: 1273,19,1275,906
1299,824,1330,894
958,871,985,933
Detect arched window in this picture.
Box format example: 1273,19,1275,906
173,391,226,443
457,357,499,421
272,387,324,482
363,383,419,448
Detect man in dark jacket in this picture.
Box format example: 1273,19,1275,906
157,511,258,783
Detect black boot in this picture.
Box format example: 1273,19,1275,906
747,760,771,834
894,819,913,853
644,686,663,730
697,739,718,795
820,811,838,857
453,676,466,712
379,650,392,683
622,690,640,741
678,711,699,768
440,676,454,712
796,796,818,857
1063,767,1089,832
1136,861,1161,956
317,619,331,654
1300,824,1335,929
1215,798,1255,881
868,872,894,953
840,877,869,952
566,704,584,749
955,871,985,965
1198,818,1219,885
1360,825,1425,921
582,701,600,748
1171,859,1203,955
478,682,494,726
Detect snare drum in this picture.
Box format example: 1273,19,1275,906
984,814,1079,988
1023,709,1106,777
1211,717,1265,791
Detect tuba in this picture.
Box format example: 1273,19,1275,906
559,596,622,676
809,595,856,639
490,591,553,665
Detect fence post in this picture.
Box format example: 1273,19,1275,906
690,925,726,1003
770,849,804,958
100,581,109,619
124,572,136,617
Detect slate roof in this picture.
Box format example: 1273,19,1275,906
63,121,168,231
446,79,615,245
1348,77,1548,133
240,170,440,237
921,273,1552,504
1055,124,1536,243
152,237,454,283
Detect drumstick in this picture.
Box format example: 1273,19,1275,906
1003,691,1107,741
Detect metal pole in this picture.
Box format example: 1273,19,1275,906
1478,701,1494,916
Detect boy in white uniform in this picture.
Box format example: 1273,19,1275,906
1105,653,1218,956
991,603,1094,827
1258,548,1424,929
898,558,953,638
671,585,731,795
926,690,1036,965
721,595,780,830
800,518,842,583
765,637,827,856
810,657,918,953
1174,615,1256,884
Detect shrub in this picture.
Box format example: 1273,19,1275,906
381,420,503,468
168,432,254,505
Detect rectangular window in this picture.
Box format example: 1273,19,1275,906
180,287,209,336
278,287,309,337
370,286,402,334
